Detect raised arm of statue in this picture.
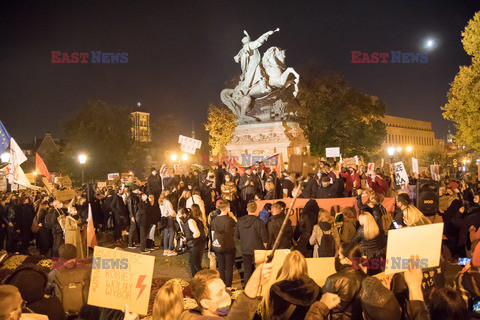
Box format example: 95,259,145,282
250,28,280,50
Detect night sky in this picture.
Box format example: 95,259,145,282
1,0,479,143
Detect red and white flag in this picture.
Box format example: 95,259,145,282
35,153,51,182
87,204,97,248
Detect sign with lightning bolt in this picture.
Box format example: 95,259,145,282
87,246,155,315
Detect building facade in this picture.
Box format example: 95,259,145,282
382,115,443,153
131,108,151,143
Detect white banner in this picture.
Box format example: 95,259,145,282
325,147,340,157
412,158,419,174
180,143,197,155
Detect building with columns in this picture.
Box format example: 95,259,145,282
382,115,444,153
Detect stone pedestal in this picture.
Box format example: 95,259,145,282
225,121,309,167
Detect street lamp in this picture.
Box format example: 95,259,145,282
387,147,395,165
78,154,87,185
1,152,10,163
170,153,178,161
181,153,188,161
406,146,412,153
396,147,402,152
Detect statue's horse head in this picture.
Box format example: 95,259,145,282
262,47,286,69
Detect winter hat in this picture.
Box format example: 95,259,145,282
4,267,48,303
360,276,401,320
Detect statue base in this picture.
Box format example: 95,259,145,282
225,121,309,168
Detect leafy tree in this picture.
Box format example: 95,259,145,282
442,11,480,150
61,101,133,182
204,105,236,158
295,73,386,158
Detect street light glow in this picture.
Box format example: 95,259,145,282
78,154,87,164
171,153,178,161
387,147,395,156
0,152,10,163
406,146,412,152
181,153,188,161
396,147,402,152
33,171,37,176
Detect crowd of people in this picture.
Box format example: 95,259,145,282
1,160,480,319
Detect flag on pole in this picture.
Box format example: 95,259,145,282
87,204,97,248
229,158,245,175
35,153,51,182
8,137,28,186
0,121,11,155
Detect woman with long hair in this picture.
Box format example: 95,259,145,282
152,282,184,320
397,193,431,227
309,208,340,257
357,189,390,234
352,212,386,275
159,190,177,256
177,189,191,211
339,206,358,243
264,251,322,320
178,207,206,276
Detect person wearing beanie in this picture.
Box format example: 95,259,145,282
4,266,66,320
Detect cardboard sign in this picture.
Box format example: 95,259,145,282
385,223,444,274
394,161,409,187
97,182,107,188
255,249,290,296
174,164,189,176
343,157,357,167
412,158,419,174
88,246,155,315
306,257,336,287
366,163,375,175
326,147,340,158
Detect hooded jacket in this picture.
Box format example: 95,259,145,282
267,213,292,250
269,276,322,320
235,214,267,255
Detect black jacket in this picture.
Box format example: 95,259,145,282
294,199,320,257
125,194,138,220
269,276,322,320
323,266,368,320
235,214,267,255
239,174,262,200
301,177,318,198
317,177,343,199
351,226,386,258
267,213,292,250
146,174,162,195
110,194,127,224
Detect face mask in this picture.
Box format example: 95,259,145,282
214,297,232,316
59,203,63,208
142,195,148,201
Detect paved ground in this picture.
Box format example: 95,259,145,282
95,230,244,288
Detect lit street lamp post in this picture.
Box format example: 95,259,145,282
78,154,87,185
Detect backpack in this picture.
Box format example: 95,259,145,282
54,268,90,314
317,230,336,257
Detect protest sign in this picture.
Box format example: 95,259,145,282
255,249,290,296
385,223,444,274
108,173,120,181
366,163,375,175
179,135,202,155
343,157,357,167
56,175,72,188
326,147,340,157
97,182,106,188
180,143,197,155
88,246,155,315
412,158,419,174
306,258,336,287
394,161,409,188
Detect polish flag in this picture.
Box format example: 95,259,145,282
87,204,97,248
